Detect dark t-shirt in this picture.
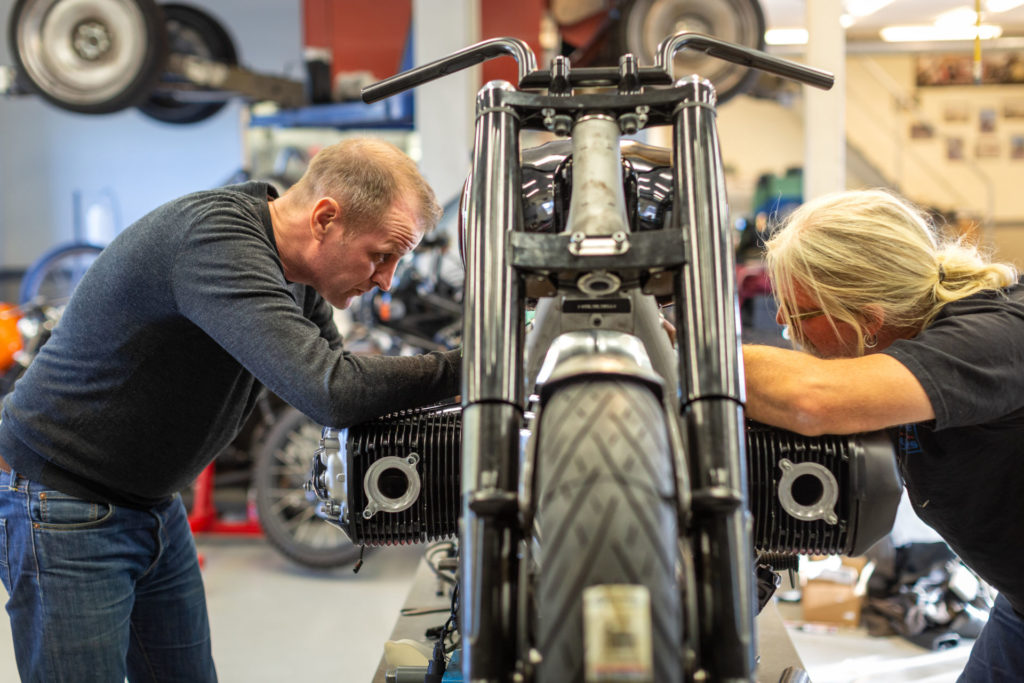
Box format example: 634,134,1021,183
883,283,1024,616
0,182,459,508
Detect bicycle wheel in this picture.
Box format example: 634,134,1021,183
18,241,104,305
253,406,363,569
532,379,682,683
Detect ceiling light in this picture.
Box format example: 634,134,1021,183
844,0,894,18
765,28,809,45
934,7,983,28
986,0,1024,12
880,24,1003,41
840,14,856,28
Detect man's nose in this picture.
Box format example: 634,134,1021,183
372,262,398,292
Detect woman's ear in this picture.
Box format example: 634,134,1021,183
860,304,885,335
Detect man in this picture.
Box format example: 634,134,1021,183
0,138,460,681
743,189,1024,681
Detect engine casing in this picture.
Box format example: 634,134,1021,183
310,405,902,555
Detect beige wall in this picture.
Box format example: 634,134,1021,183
709,52,1024,268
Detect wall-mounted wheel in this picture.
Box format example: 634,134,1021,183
138,3,238,125
618,0,766,105
8,0,168,114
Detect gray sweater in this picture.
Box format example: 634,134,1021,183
0,182,460,508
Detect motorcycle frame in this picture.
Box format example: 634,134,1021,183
362,32,833,682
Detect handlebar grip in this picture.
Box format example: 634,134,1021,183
657,31,835,91
362,37,538,103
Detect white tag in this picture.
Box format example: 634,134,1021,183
583,584,653,683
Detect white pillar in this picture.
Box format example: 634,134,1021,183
412,0,480,209
804,0,846,200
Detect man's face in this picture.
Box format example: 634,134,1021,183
314,200,424,309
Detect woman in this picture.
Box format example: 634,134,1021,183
743,189,1024,681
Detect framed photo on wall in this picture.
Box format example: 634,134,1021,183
943,101,970,123
975,136,1001,158
1011,135,1024,159
979,108,997,133
947,136,965,160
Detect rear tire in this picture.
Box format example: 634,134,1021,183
533,379,682,683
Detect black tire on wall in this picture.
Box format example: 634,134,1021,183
533,379,683,683
618,0,766,105
254,406,363,570
8,0,168,114
137,3,238,125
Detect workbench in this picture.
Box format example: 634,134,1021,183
373,555,808,682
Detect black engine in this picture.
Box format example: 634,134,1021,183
311,404,902,556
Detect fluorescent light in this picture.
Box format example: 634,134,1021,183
986,0,1024,12
844,0,894,18
765,28,809,45
934,7,983,28
880,24,1003,41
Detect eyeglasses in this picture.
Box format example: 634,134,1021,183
786,308,825,322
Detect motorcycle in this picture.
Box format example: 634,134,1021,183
307,32,903,682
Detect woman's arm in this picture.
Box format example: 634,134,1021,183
742,344,934,435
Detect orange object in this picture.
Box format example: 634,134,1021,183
0,303,23,373
302,0,545,88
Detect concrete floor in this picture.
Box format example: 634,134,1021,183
0,537,426,682
0,533,976,682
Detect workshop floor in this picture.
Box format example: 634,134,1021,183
0,535,974,682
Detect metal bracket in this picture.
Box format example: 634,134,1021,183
166,54,306,109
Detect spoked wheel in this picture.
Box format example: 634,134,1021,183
8,0,168,114
138,3,237,125
254,406,363,570
532,379,682,682
18,241,104,305
618,0,766,105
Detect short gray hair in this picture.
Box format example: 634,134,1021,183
290,138,442,233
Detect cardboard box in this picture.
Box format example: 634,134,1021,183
801,579,864,627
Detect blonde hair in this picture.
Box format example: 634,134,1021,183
289,138,441,233
766,189,1017,355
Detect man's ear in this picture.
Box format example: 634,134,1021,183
310,197,341,241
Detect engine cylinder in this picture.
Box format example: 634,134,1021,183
325,407,900,555
747,421,902,557
341,403,461,546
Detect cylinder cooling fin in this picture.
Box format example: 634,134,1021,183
746,420,902,557
339,402,461,546
316,406,901,556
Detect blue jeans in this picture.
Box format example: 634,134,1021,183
0,469,217,682
959,593,1024,682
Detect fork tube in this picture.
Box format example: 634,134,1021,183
461,80,524,683
671,77,756,682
